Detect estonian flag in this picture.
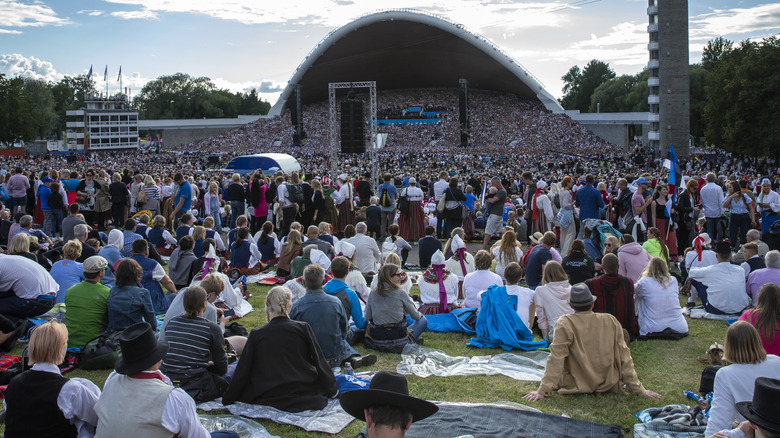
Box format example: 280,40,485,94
87,65,93,80
664,145,682,203
117,66,122,82
103,65,108,81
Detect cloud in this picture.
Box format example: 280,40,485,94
0,53,63,82
0,0,70,33
0,28,22,34
110,9,158,20
690,3,780,41
77,10,105,16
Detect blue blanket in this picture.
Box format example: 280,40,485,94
405,308,478,334
467,284,548,351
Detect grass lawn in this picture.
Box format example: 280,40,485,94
1,281,729,437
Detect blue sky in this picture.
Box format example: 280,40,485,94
1,0,778,105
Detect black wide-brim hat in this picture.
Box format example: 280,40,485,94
340,371,438,423
114,322,169,375
735,377,780,434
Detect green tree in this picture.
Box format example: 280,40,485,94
702,37,733,70
238,89,271,115
22,78,57,139
559,60,616,112
0,75,37,144
688,64,708,142
587,70,649,113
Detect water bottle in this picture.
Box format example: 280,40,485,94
683,390,701,402
343,362,354,376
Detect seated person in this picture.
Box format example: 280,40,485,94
738,283,780,356
340,371,438,438
324,256,367,345
175,213,194,244
417,250,460,314
202,216,226,253
586,253,639,339
50,240,84,303
106,259,156,333
746,250,780,305
146,215,177,256
524,284,661,401
462,250,503,309
191,226,208,259
504,262,535,329
222,286,337,411
706,377,780,438
64,256,110,348
129,239,177,315
169,235,200,290
417,226,442,268
365,264,428,347
228,227,265,276
533,261,573,340
0,253,58,321
445,233,475,299
98,229,124,288
739,242,765,277
276,229,302,278
161,286,230,402
4,321,101,437
289,245,313,279
302,225,334,258
704,321,780,437
191,241,252,316
94,322,239,438
335,239,372,302
255,221,281,265
562,239,596,285
290,264,376,369
634,257,688,338
689,241,750,314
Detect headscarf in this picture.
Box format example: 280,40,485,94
196,245,219,280
107,229,124,251
693,233,711,262
451,235,467,276
335,240,356,259
310,248,331,271
430,250,448,313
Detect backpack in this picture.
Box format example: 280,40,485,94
265,183,276,203
78,329,124,370
286,183,304,204
552,192,561,209
379,187,392,207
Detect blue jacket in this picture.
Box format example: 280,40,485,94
575,185,605,221
289,288,350,364
106,284,157,332
468,284,548,351
323,279,366,330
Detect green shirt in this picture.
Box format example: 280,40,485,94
65,280,110,348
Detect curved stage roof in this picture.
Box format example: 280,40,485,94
271,9,563,115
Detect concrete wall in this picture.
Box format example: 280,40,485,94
160,127,238,147
658,0,690,156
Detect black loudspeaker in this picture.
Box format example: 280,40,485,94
290,85,303,146
208,156,220,165
459,79,469,148
66,155,78,163
340,99,365,154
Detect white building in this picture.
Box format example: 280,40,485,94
66,94,139,151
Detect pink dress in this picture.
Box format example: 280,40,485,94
738,309,780,356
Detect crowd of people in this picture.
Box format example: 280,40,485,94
1,88,780,437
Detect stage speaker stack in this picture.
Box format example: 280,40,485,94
290,84,304,146
340,99,365,154
66,155,77,163
208,155,220,165
459,78,469,148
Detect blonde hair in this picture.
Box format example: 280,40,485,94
724,321,767,364
144,175,155,186
152,215,166,228
443,227,465,255
62,239,82,260
192,226,206,241
640,257,673,287
498,230,520,265
199,273,225,294
375,263,401,297
285,229,303,247
603,236,619,255
28,321,68,365
8,233,30,254
541,261,568,285
384,252,402,267
203,216,214,229
266,286,293,320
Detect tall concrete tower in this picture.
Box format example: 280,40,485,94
647,0,690,155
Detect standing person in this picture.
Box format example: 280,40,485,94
356,172,373,207
300,174,315,228
140,175,161,217
442,177,467,239
76,170,98,228
481,177,507,251
46,181,65,239
169,172,192,228
575,175,606,238
336,174,355,232
649,184,678,260
109,172,129,230
204,182,222,233
6,167,31,219
723,180,756,251
557,176,577,256
677,179,700,250
398,177,426,241
378,173,398,240
631,177,653,243
248,172,268,235
227,174,245,229
757,178,780,235
310,179,326,226
700,173,726,242
4,321,101,438
276,174,295,238
433,171,450,239
38,176,55,237
462,184,478,239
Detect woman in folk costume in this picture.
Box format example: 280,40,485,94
757,178,780,235
333,240,371,304
417,250,461,314
649,184,678,259
530,181,555,235
322,181,340,231
336,174,356,232
444,234,475,300
398,177,426,241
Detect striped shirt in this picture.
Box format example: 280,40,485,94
161,315,227,378
143,184,161,200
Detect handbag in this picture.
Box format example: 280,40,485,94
398,189,410,214
436,195,446,214
78,329,124,370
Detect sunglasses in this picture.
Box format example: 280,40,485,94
392,272,404,277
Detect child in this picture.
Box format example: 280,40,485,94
504,262,535,329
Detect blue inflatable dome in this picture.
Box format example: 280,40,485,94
226,153,302,175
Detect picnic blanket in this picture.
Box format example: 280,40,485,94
198,398,354,435
633,404,707,438
467,284,549,351
199,414,279,438
683,306,740,321
397,344,548,381
405,401,625,438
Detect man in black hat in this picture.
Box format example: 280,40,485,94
94,322,238,438
340,370,438,438
524,283,661,401
689,241,750,314
708,377,780,438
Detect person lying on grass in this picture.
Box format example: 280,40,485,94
523,283,662,401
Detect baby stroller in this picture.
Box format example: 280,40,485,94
582,219,622,253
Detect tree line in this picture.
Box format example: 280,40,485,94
558,35,780,157
0,72,271,146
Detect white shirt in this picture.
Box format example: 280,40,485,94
491,246,523,278
505,284,535,328
634,277,688,336
688,262,750,314
277,183,292,207
757,189,780,213
445,252,475,281
0,254,59,298
463,269,503,308
700,182,725,218
683,249,718,273
346,234,381,274
103,371,211,438
433,179,448,201
418,271,459,305
337,183,352,206
704,355,780,436
3,363,101,438
402,186,425,202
